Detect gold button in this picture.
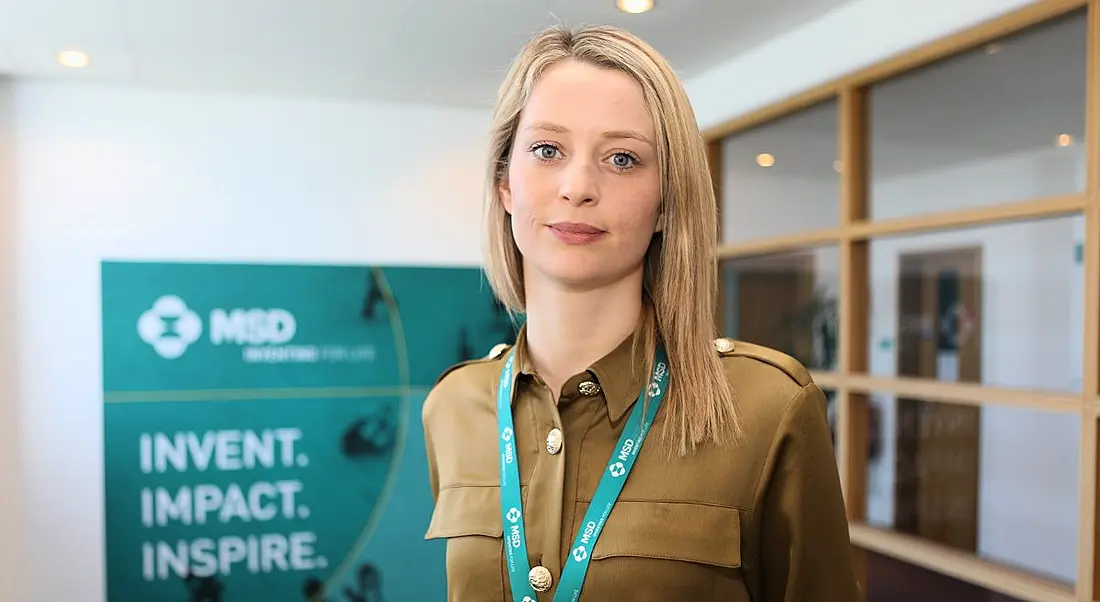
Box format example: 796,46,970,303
546,428,563,455
529,565,553,592
578,380,601,396
713,337,735,354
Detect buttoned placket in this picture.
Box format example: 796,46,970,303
515,371,607,599
513,373,563,596
557,375,607,576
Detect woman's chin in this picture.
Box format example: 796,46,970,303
530,261,627,292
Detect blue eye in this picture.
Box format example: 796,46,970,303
531,143,560,161
610,152,640,170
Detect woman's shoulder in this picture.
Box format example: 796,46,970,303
712,337,813,388
422,342,511,425
710,337,826,435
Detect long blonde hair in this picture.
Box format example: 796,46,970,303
482,24,742,454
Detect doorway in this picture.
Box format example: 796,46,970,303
729,251,817,366
893,246,983,553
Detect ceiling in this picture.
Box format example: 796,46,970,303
723,8,1088,181
0,0,854,108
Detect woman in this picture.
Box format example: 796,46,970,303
422,24,861,602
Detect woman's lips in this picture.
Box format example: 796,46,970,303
548,222,606,245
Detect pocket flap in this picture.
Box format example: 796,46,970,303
589,500,742,568
425,486,503,540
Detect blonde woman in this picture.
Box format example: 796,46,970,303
422,24,861,602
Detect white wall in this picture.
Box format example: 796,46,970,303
720,168,839,242
0,76,22,602
6,80,489,602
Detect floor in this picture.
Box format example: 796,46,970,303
865,551,1023,602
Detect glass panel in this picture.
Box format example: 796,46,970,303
868,10,1087,220
867,214,1085,392
719,245,839,370
826,393,883,463
720,99,840,243
865,550,1029,602
864,394,1079,586
823,388,838,455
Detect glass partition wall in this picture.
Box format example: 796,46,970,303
705,2,1100,601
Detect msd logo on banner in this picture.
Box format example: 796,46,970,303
137,295,301,363
137,296,204,359
136,294,375,365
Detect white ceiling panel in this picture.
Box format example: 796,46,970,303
0,0,127,42
0,0,855,106
0,0,135,79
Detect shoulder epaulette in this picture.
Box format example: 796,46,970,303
713,337,811,387
432,342,512,387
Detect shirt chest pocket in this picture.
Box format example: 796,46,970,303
425,485,508,600
572,499,747,601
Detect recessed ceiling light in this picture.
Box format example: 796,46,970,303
756,153,775,168
984,43,1003,55
617,0,654,14
57,49,90,68
1056,133,1073,147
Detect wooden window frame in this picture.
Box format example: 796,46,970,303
703,1,1100,600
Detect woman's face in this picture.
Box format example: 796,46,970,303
499,59,663,292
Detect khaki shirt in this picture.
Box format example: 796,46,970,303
422,328,862,601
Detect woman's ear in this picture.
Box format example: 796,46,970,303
498,173,513,214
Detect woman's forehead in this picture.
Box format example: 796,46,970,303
519,61,655,137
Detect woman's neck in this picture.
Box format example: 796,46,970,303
523,271,643,399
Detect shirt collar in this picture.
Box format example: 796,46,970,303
507,323,649,423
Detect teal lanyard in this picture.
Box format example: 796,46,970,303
496,344,669,601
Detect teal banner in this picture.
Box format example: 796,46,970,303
101,260,518,602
